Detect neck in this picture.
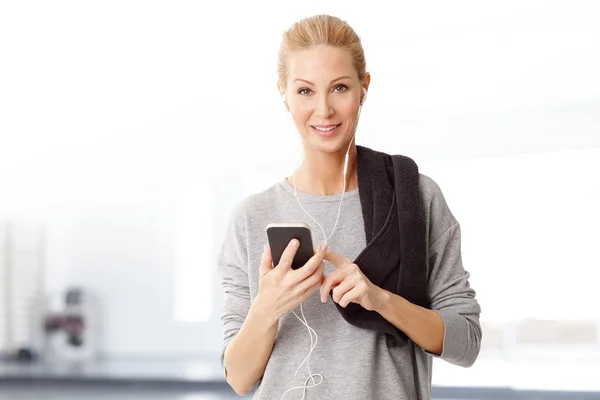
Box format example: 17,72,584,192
290,144,358,196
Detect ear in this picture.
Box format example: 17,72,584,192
363,72,371,90
361,72,371,95
360,73,371,106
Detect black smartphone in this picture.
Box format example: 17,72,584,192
266,223,315,270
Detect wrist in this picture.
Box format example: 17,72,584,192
251,294,280,328
373,287,392,314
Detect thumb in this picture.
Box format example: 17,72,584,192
259,244,274,277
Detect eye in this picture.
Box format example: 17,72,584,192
298,88,313,96
333,84,348,93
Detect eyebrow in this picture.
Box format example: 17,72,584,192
292,76,353,85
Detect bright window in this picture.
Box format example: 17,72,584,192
173,181,214,323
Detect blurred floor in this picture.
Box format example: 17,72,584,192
0,387,246,400
2,384,598,400
0,386,467,400
1,358,598,399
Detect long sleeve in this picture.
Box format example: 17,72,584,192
217,205,251,368
420,175,482,367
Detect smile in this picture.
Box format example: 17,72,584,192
310,124,341,137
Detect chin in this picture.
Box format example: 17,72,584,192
305,128,352,155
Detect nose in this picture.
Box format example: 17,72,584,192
315,93,334,119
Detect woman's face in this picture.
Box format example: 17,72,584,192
281,45,368,155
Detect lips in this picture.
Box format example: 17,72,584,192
311,124,340,131
310,123,341,137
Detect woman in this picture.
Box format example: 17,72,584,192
218,14,481,400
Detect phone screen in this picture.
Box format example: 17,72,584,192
266,224,314,270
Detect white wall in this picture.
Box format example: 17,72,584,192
1,0,599,361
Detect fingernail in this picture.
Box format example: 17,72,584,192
263,244,267,252
291,239,298,247
319,243,327,251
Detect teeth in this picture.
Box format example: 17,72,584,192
313,125,338,132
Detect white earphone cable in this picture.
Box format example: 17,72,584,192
280,303,323,400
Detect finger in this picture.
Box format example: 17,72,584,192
294,260,325,295
323,250,351,269
259,244,273,277
338,286,361,308
299,278,322,303
289,242,327,283
320,269,346,303
332,275,359,304
276,239,300,270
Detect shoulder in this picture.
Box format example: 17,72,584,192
418,173,444,206
222,182,285,264
373,145,459,244
418,173,458,245
383,148,450,219
381,149,455,229
228,181,287,229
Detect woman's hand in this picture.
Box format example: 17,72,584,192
256,239,327,321
320,250,384,311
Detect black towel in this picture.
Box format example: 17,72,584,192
331,145,428,347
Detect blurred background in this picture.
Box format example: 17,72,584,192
1,0,599,399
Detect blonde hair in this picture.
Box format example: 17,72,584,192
277,14,367,89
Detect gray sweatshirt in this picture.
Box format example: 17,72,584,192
218,174,481,399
